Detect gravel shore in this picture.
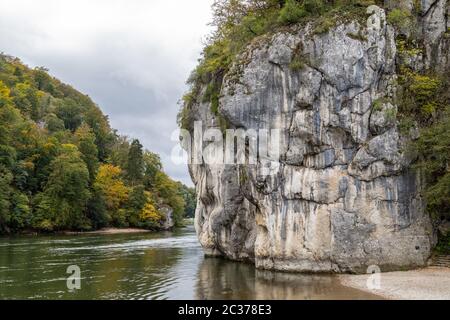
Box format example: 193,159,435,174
340,267,450,300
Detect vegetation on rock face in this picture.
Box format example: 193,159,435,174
392,16,450,228
0,54,195,234
387,8,414,32
411,94,450,222
179,0,450,247
178,0,385,130
435,232,450,255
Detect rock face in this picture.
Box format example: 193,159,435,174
161,206,175,230
188,3,449,273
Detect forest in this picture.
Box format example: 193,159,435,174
0,53,196,234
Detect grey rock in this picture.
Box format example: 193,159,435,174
370,102,397,135
187,5,440,273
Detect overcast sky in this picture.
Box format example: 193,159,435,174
0,0,214,186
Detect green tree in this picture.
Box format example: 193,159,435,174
177,182,197,218
126,139,144,185
9,192,31,231
75,123,99,182
86,187,108,230
84,106,114,161
154,171,186,226
44,113,65,133
109,135,130,169
33,67,55,94
1,54,198,234
33,144,91,231
126,185,148,227
143,151,163,189
0,166,13,233
413,106,450,220
55,98,83,132
278,0,307,24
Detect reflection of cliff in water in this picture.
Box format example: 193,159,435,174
195,258,380,300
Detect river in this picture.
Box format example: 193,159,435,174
0,225,379,300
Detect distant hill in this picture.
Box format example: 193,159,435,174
0,53,195,233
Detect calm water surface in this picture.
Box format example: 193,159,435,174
0,226,379,300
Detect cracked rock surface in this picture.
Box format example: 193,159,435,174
188,3,449,273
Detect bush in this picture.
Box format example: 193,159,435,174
409,75,441,105
314,17,335,34
278,0,307,25
289,55,306,71
413,105,450,221
303,0,325,14
398,70,442,121
387,8,413,31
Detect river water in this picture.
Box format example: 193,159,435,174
0,225,379,300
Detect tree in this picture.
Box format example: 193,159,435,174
94,164,129,227
0,80,13,107
414,105,450,221
33,67,55,94
86,187,108,230
11,82,42,120
0,166,13,233
143,151,163,189
126,139,144,185
126,185,148,227
33,144,91,231
177,182,197,218
0,54,198,234
154,171,186,226
55,98,83,132
44,113,65,133
22,137,59,194
109,135,130,169
140,200,164,230
9,192,31,231
84,106,114,161
75,123,99,182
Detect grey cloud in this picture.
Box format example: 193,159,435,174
0,0,214,187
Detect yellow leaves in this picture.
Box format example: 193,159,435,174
410,74,441,103
97,163,122,180
22,161,35,170
14,82,31,93
43,142,56,151
60,143,79,154
95,164,129,211
36,91,45,99
0,80,12,106
140,202,163,224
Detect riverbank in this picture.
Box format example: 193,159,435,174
61,228,153,235
340,267,450,300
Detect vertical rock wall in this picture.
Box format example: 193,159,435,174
188,2,449,273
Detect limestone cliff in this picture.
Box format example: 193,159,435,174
186,1,449,273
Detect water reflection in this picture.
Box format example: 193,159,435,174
195,258,379,300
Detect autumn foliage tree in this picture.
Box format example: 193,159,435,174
94,164,129,227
